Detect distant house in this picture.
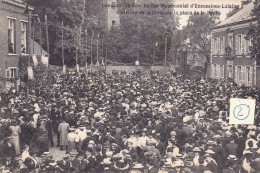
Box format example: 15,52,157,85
186,46,207,77
209,1,259,87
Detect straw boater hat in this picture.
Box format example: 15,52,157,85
227,155,237,161
114,159,129,171
193,147,201,152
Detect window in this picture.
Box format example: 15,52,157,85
245,67,253,86
237,35,242,54
246,67,250,86
214,64,217,78
21,21,27,54
228,35,233,49
112,20,116,26
245,38,252,55
237,66,242,82
211,64,216,78
220,37,224,54
8,18,16,54
214,38,218,54
220,65,224,78
227,65,233,78
5,67,19,79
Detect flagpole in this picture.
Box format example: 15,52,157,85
62,21,65,74
101,37,103,61
45,15,50,56
39,20,43,56
27,8,32,108
45,15,50,102
105,44,107,82
165,37,167,75
97,34,99,67
85,29,88,71
90,36,93,74
32,20,35,54
76,32,79,74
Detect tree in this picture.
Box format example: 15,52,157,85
182,11,220,77
246,1,260,65
105,0,178,65
25,0,101,67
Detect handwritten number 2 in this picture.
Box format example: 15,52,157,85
237,107,242,116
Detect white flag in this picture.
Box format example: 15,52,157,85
63,65,66,74
32,55,38,66
41,55,49,67
76,64,79,73
96,60,100,67
85,62,88,69
135,60,139,66
101,59,104,66
27,66,34,79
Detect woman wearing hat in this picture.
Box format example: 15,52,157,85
9,120,21,155
66,127,79,154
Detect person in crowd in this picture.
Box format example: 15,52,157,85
58,120,70,151
9,120,21,155
0,67,259,173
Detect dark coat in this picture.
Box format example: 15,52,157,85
192,165,209,173
146,166,159,173
222,168,236,173
226,143,238,156
207,160,218,173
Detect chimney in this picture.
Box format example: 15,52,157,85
241,1,247,8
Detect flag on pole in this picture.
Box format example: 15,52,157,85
85,62,88,69
96,60,100,67
32,55,38,66
27,66,34,79
41,55,49,67
63,65,66,74
76,64,79,73
101,59,104,66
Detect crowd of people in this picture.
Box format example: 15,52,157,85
0,67,259,173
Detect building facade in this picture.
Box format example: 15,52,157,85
0,0,33,90
210,1,258,87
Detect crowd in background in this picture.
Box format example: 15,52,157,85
0,68,259,173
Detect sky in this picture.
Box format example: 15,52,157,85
173,0,243,28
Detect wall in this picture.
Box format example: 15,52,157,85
210,22,257,85
0,1,30,90
104,65,176,74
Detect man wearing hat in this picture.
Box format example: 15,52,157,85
192,147,202,167
56,154,72,173
213,138,225,173
58,120,70,151
192,156,209,173
205,150,218,173
144,156,158,173
222,155,238,173
226,137,238,157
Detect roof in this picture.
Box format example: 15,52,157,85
1,0,34,10
212,2,255,29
